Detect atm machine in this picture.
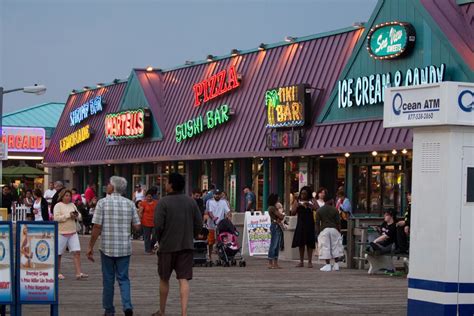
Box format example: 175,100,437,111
384,82,474,315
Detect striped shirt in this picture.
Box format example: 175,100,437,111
92,193,140,257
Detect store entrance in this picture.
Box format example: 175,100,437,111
353,164,402,215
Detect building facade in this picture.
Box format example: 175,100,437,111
44,0,473,216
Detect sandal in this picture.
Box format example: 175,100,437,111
295,263,304,268
58,274,65,280
76,273,89,280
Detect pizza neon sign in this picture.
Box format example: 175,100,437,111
193,66,240,107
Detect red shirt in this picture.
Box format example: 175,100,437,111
85,187,96,204
140,200,158,227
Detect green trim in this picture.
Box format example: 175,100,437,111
317,0,474,123
456,0,473,4
139,26,363,74
2,102,64,118
317,0,385,123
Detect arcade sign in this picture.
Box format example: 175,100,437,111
367,21,416,60
266,129,302,150
105,108,151,141
266,84,310,128
59,125,91,153
175,104,231,143
1,127,45,153
69,95,104,127
193,66,240,107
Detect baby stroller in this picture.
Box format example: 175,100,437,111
215,218,246,267
193,227,210,267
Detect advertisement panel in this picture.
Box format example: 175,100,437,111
0,223,13,304
16,222,57,304
243,212,271,256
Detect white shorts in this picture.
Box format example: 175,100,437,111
318,228,344,260
58,233,81,255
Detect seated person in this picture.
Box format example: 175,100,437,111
395,192,411,254
367,209,397,255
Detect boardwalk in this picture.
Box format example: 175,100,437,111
22,237,407,315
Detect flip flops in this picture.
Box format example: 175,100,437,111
76,273,89,280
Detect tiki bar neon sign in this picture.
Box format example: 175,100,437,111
193,66,240,107
105,108,150,141
175,104,230,143
266,84,309,128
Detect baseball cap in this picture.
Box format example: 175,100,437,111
214,188,222,194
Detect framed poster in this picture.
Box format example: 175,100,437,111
0,222,13,304
16,222,58,304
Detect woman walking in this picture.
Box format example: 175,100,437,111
291,186,316,268
267,193,284,269
53,190,88,280
32,189,49,221
138,190,158,254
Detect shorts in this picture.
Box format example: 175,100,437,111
158,250,193,281
318,228,344,260
207,229,216,245
58,233,81,255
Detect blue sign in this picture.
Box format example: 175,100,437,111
458,90,474,113
0,223,13,305
16,222,58,305
69,95,104,126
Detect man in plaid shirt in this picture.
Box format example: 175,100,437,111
87,176,141,316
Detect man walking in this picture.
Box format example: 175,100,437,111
153,173,202,316
315,203,344,272
87,176,141,316
50,181,65,212
243,186,256,212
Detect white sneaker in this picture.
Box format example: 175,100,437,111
333,262,340,271
320,264,332,272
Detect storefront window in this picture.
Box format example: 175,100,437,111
353,164,402,215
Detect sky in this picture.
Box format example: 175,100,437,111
0,0,377,114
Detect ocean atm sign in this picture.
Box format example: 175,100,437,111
367,22,415,60
384,82,474,128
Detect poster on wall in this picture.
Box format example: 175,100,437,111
298,162,308,191
0,223,13,304
229,175,237,211
201,175,209,191
16,222,57,304
242,212,271,256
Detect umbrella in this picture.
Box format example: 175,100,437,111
1,166,49,177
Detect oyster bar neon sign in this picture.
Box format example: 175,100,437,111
193,66,240,107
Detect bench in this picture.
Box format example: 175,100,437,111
364,251,409,274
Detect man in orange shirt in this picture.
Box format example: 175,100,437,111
138,190,158,254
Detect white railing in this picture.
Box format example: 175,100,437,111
12,204,30,222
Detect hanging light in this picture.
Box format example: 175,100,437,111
146,66,153,72
392,149,398,155
402,149,408,154
372,151,378,156
344,153,350,158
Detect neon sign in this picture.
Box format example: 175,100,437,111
1,127,46,153
338,64,445,108
367,22,415,60
60,125,91,152
69,95,104,126
193,66,240,107
266,130,302,150
105,108,151,141
266,84,309,128
175,104,231,143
